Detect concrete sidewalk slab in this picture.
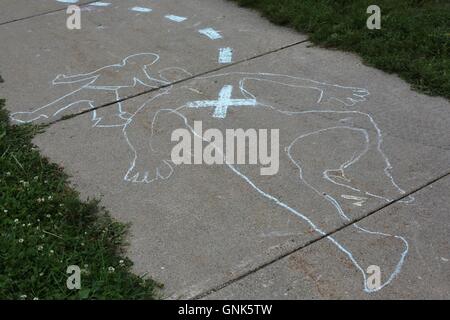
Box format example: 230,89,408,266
2,0,449,300
30,40,450,298
205,175,450,299
0,0,95,25
0,0,304,125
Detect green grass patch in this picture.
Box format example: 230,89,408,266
0,99,160,299
230,0,450,99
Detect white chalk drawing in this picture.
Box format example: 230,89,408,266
57,0,79,3
56,1,237,69
165,15,188,23
219,47,233,64
198,28,223,40
10,53,415,292
130,7,152,13
187,85,257,118
89,2,111,7
11,53,169,127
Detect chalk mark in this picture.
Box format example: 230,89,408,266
187,85,256,118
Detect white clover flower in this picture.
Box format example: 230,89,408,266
27,223,31,227
119,260,125,266
14,219,19,224
37,245,43,251
33,176,38,180
19,295,27,299
49,250,54,255
22,224,25,227
3,209,8,213
108,266,115,273
6,172,11,176
46,214,51,218
33,297,39,300
39,272,44,277
47,196,53,201
18,238,24,243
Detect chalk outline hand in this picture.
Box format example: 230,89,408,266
320,85,370,106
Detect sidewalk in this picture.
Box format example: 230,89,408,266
1,0,449,299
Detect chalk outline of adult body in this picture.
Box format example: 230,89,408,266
121,70,414,293
10,53,414,292
10,53,171,127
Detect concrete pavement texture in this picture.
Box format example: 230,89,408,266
1,0,449,299
205,175,450,299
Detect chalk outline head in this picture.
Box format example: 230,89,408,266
122,52,160,68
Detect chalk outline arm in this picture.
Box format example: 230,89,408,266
247,73,371,105
200,72,370,106
52,73,98,85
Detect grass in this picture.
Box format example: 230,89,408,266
230,0,450,99
0,99,160,299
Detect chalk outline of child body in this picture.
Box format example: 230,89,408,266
10,53,414,292
11,53,170,127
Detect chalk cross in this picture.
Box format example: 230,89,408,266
187,85,257,119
